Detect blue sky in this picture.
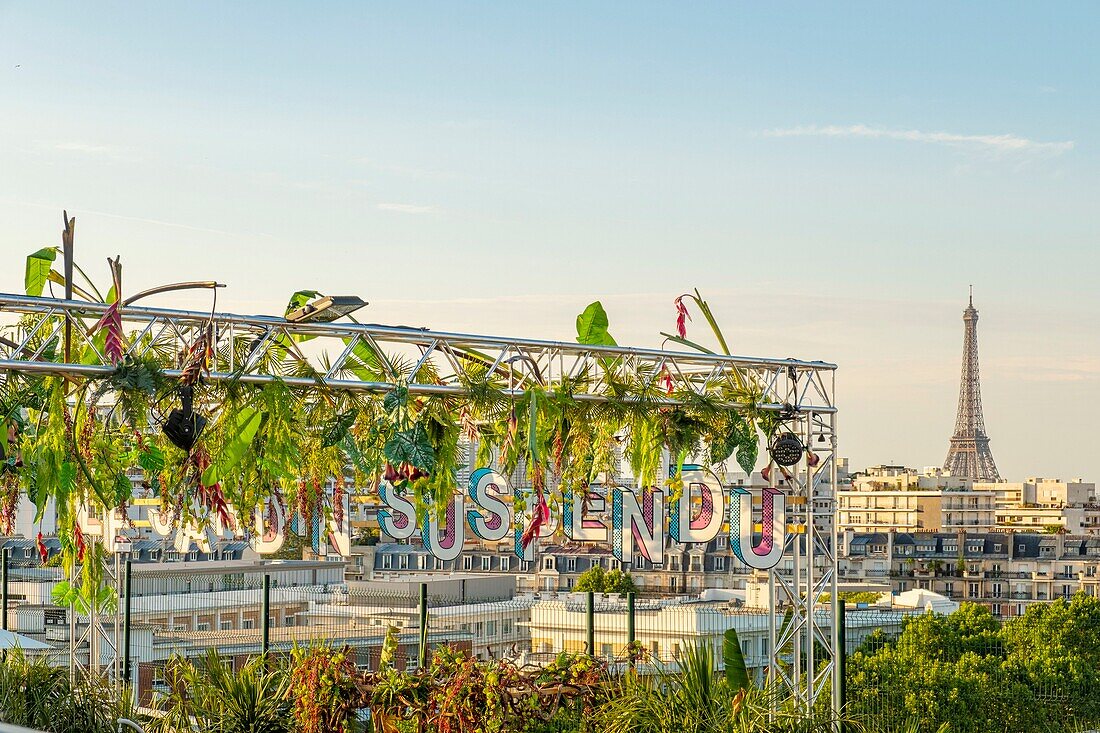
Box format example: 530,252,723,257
2,3,1098,480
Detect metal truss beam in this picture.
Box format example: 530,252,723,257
0,293,836,414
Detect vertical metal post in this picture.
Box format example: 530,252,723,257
68,550,75,680
1,547,9,631
122,559,132,685
585,591,595,656
767,571,776,686
792,496,801,699
261,574,271,656
88,536,99,673
418,582,428,669
838,599,848,728
830,379,842,720
61,212,74,364
626,592,635,657
804,413,815,718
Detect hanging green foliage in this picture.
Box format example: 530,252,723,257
2,242,783,614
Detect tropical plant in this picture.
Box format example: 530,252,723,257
0,647,130,733
365,646,603,733
594,629,840,733
150,650,290,733
289,645,363,733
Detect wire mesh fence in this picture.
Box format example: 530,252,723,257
4,553,1100,732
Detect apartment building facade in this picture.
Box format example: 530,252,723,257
841,529,1100,617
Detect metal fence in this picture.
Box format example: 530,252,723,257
4,555,1100,733
0,557,883,710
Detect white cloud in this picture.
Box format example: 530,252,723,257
377,202,436,215
763,124,1073,156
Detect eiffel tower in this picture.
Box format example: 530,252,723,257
943,288,1000,480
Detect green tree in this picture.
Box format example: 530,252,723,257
1000,593,1100,723
845,600,1100,733
604,569,637,595
574,565,637,595
574,565,606,593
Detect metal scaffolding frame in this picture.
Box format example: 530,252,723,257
0,291,840,714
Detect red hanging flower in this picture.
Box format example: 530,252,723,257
520,493,550,550
660,368,675,396
180,326,213,386
74,522,87,563
192,448,233,529
91,301,126,365
674,295,692,339
35,531,48,563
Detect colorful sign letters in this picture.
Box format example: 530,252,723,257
380,464,788,571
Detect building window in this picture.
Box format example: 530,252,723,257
381,555,392,570
499,556,511,571
481,556,491,572
715,557,726,572
968,582,979,598
503,620,512,635
285,617,295,627
566,558,577,573
197,622,211,631
417,555,427,570
463,556,474,571
486,620,497,637
243,619,255,629
398,555,409,570
220,620,232,631
542,557,554,570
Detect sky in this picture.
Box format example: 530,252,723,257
1,3,1099,481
